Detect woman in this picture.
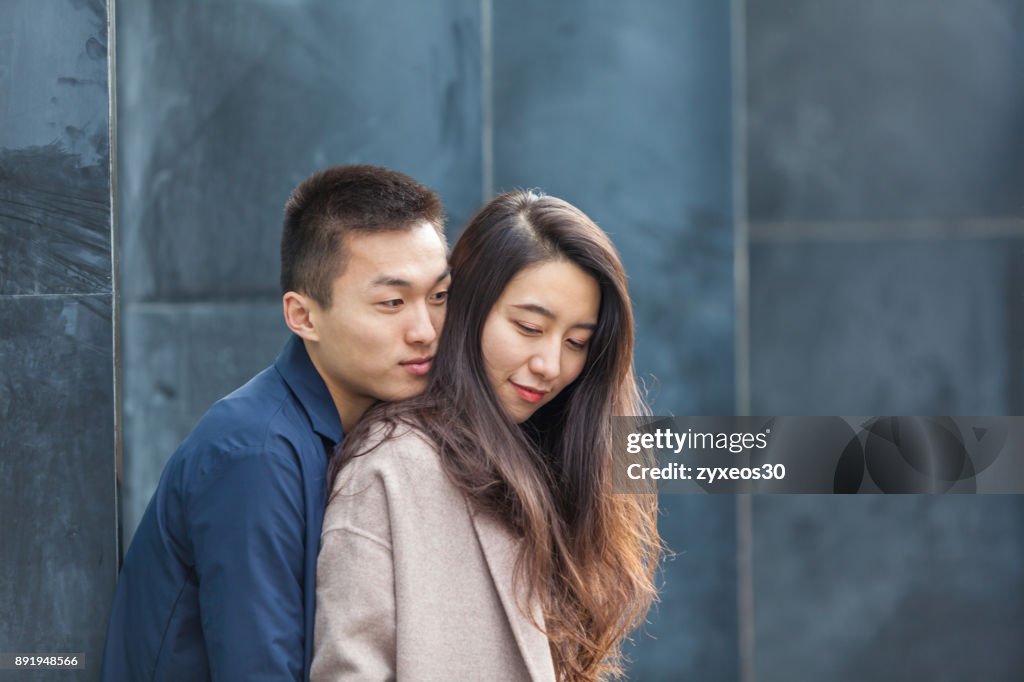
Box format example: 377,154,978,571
311,191,661,681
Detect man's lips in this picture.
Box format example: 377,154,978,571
400,357,433,376
511,381,549,404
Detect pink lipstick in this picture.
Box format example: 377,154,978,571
511,381,547,404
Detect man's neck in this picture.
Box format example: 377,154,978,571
325,387,372,436
301,340,372,434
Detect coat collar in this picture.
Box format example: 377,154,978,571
274,334,343,446
468,503,557,682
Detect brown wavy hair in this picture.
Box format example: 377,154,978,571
329,190,661,680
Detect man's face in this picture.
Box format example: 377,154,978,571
307,222,450,428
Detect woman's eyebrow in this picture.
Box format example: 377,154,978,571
512,302,555,318
511,303,596,330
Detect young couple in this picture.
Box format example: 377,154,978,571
101,165,661,681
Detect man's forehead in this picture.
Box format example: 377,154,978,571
344,221,439,254
336,226,449,290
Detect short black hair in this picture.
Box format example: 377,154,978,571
281,164,445,306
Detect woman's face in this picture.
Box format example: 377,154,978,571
481,259,601,423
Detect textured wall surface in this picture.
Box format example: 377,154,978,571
746,2,1024,680
102,1,1024,680
622,495,741,681
752,496,1024,682
747,0,1024,222
750,239,1015,416
494,0,735,417
0,0,116,679
492,2,738,679
117,0,483,542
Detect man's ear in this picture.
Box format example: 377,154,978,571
283,291,320,342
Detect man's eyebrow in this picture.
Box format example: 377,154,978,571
434,267,452,285
371,267,451,289
511,303,597,330
371,275,411,288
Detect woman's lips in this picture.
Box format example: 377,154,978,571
400,357,433,376
511,381,548,404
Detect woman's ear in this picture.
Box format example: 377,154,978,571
282,291,320,342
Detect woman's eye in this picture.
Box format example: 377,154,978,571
567,338,589,351
430,290,449,304
514,321,541,335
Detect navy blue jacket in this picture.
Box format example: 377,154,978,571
101,335,342,681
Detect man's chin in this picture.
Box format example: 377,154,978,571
379,379,429,403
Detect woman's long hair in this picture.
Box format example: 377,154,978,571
329,190,662,681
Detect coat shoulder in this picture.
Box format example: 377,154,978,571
333,422,444,488
325,422,457,540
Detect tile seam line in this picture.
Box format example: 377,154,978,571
0,292,112,299
731,2,755,682
481,0,494,201
108,0,123,569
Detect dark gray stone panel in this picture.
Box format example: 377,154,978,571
750,239,1013,415
0,295,117,680
752,496,1024,682
0,0,111,296
623,496,740,682
747,0,1024,222
493,0,735,415
121,301,288,543
117,0,482,303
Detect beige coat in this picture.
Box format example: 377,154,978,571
311,426,557,682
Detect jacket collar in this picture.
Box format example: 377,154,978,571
274,334,343,446
469,503,557,681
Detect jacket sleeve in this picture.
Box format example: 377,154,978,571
187,448,306,681
311,467,397,681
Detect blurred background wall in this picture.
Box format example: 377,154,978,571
746,3,1024,681
2,0,1023,680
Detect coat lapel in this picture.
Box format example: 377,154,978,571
468,502,556,682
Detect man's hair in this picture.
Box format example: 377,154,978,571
281,164,445,307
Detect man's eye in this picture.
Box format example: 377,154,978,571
379,299,403,309
430,290,449,304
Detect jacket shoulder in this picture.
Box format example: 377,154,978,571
324,423,456,535
163,366,319,500
334,423,443,487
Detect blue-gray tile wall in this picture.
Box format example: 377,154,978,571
752,496,1024,682
117,0,482,303
622,496,741,682
0,296,116,680
99,3,1024,680
746,4,1024,680
0,1,116,678
0,0,111,296
121,303,287,542
747,0,1024,222
493,0,735,417
749,239,1013,415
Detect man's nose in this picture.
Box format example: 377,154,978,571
405,301,438,346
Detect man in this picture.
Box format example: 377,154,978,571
101,165,451,681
